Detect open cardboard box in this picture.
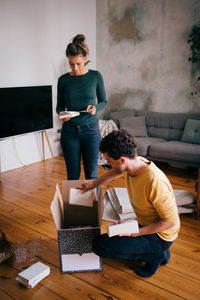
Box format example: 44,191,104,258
50,180,104,273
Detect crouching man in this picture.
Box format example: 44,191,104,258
80,129,180,277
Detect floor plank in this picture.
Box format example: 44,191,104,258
0,156,200,299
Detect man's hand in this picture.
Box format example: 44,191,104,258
119,232,140,237
79,180,96,193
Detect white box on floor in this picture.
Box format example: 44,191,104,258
50,180,104,273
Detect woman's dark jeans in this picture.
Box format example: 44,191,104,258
60,120,101,180
92,232,173,264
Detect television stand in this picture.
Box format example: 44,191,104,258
41,131,53,161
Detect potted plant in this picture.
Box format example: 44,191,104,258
187,24,200,96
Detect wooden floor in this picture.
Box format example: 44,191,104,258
0,156,200,300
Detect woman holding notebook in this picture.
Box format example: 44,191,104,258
56,34,107,180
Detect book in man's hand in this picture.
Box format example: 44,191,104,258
59,111,80,119
107,220,139,237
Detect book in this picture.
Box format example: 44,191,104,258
59,111,80,119
105,189,136,221
69,188,95,207
107,220,139,237
102,194,119,222
16,262,50,288
112,188,133,214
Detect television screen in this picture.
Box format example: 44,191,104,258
0,85,53,139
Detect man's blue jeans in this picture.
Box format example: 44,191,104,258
60,120,101,180
92,232,173,276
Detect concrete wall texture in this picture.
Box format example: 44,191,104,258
96,0,200,117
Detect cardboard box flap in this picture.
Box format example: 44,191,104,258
50,184,64,230
97,186,104,226
56,184,64,217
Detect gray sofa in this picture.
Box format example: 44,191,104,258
110,109,200,169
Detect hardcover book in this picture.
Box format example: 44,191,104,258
16,262,50,288
59,111,80,119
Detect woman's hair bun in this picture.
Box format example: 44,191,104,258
66,34,89,57
73,34,85,44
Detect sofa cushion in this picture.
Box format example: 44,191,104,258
169,113,200,140
136,137,166,156
181,119,200,144
119,116,148,137
145,112,170,139
149,140,200,164
138,111,200,141
110,109,135,127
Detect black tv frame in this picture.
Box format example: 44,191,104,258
0,85,53,140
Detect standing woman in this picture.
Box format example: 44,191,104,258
56,34,107,180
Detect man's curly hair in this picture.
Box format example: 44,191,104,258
100,129,137,160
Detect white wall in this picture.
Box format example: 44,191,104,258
0,0,96,172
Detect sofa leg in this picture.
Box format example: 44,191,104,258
197,168,200,219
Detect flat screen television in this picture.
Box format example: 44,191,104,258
0,85,53,139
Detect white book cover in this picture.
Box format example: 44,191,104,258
118,210,137,221
113,188,133,214
106,190,121,214
107,220,139,237
69,188,95,207
59,111,80,119
102,194,119,222
16,262,50,285
16,271,49,288
109,189,121,213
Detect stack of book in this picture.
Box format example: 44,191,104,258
102,188,196,222
16,262,50,288
103,187,136,222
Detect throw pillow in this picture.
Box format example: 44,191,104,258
119,116,148,137
181,119,200,144
110,109,136,127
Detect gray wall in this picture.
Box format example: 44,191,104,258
96,0,200,118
